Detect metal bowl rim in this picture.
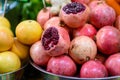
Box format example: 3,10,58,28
30,60,120,80
0,62,28,76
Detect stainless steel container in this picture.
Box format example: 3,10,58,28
30,61,120,80
0,63,28,80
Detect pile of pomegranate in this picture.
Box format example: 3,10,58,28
30,0,120,78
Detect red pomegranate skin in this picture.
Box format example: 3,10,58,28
47,55,77,76
37,7,52,28
69,36,97,64
89,2,116,29
44,17,60,30
105,53,120,76
42,26,70,56
59,2,90,28
73,23,97,39
44,17,71,33
96,26,120,55
80,60,108,78
88,0,106,10
30,41,51,66
115,15,120,30
71,0,90,4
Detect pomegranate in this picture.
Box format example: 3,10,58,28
41,26,70,56
44,17,71,33
69,36,97,64
89,1,116,29
80,60,108,78
37,7,52,28
115,15,120,30
105,53,120,76
96,26,120,55
47,55,77,76
71,0,90,4
73,23,97,39
59,2,90,28
88,0,106,10
30,41,51,66
44,17,60,30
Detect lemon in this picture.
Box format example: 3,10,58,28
15,20,43,45
11,37,30,60
0,29,14,52
0,16,11,29
0,26,14,36
0,51,21,74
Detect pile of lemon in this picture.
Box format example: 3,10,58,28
0,16,43,74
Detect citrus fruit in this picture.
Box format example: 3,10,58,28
0,26,14,36
0,16,11,29
15,20,43,45
0,29,14,52
0,51,21,74
11,37,30,60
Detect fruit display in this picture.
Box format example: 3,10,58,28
60,2,90,28
28,0,120,79
47,55,77,76
69,36,97,64
89,0,116,29
73,23,97,39
105,53,120,76
37,7,52,27
1,0,120,79
30,40,51,66
0,51,21,74
0,16,11,29
80,60,108,78
15,20,43,45
96,26,120,55
0,16,30,75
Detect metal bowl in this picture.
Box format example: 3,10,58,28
30,60,120,80
0,62,28,80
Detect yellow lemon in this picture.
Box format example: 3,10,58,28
0,29,14,52
15,20,43,45
0,26,14,36
11,37,30,60
0,51,21,74
0,16,11,29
